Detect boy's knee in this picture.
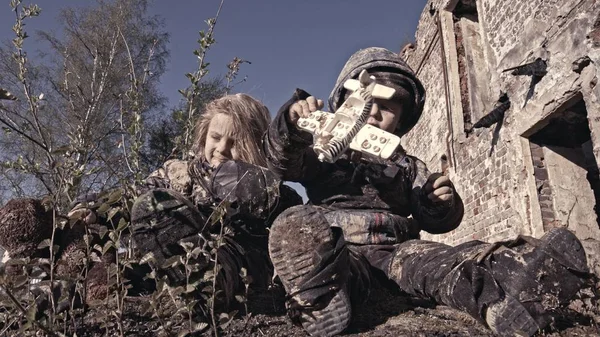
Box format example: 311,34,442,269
273,204,320,222
271,204,328,234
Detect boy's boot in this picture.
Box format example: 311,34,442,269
483,227,589,336
268,205,371,337
386,228,589,337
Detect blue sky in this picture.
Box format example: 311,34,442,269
0,0,426,115
156,0,426,113
0,0,427,198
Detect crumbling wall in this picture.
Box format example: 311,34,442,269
402,0,448,69
401,38,449,172
529,143,556,229
544,145,600,240
402,0,600,245
480,0,552,64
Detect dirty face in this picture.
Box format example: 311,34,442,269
367,98,404,133
204,113,240,167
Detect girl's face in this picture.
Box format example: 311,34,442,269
204,113,240,167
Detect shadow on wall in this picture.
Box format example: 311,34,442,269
527,97,600,238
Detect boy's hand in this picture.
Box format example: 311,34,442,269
289,96,324,124
424,173,454,203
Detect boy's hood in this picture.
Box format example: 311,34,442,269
328,47,426,137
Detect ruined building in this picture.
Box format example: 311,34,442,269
400,0,600,253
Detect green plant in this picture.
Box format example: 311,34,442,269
0,0,258,335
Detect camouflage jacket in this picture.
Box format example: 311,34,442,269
144,158,303,233
72,158,302,236
263,89,464,235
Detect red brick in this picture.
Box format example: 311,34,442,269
539,187,552,196
530,146,543,157
541,210,555,220
533,167,549,180
498,147,507,157
532,159,544,168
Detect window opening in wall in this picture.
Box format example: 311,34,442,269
527,97,600,233
452,0,492,135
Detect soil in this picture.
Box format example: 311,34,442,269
220,285,600,337
29,279,600,337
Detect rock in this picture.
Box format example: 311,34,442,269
0,198,53,259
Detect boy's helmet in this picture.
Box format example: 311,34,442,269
328,47,426,137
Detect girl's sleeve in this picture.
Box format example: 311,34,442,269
209,160,302,225
143,159,192,195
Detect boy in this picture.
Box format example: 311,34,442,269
263,47,589,337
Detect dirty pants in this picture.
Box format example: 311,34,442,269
279,205,587,327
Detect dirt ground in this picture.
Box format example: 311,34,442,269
219,284,600,337
72,279,600,337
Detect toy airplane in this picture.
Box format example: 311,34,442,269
296,69,401,163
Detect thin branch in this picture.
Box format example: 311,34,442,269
119,100,135,175
119,28,137,90
14,9,50,154
195,0,225,82
183,0,226,151
0,284,58,337
0,113,48,151
141,40,158,86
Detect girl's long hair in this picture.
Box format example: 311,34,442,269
191,93,271,167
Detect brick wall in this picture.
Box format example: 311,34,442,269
529,142,557,229
419,127,523,244
479,0,590,71
402,37,449,170
480,0,540,60
401,0,600,245
403,0,447,70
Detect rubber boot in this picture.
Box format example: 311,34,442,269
269,205,371,337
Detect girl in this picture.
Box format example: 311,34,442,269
0,94,301,311
130,93,302,306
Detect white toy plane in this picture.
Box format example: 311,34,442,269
296,69,401,163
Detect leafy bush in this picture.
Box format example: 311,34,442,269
0,0,252,335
